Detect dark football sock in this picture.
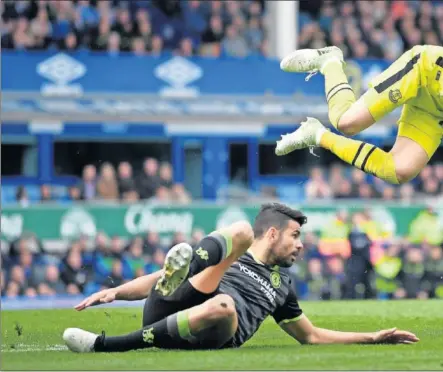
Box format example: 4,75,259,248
94,310,196,352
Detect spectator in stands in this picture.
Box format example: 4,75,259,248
159,162,173,189
143,232,162,257
357,183,376,200
169,231,186,249
222,24,249,57
76,0,99,31
29,7,52,50
137,158,161,200
397,248,428,299
59,31,78,50
5,280,21,298
421,177,440,199
15,185,30,207
112,7,134,52
381,186,396,201
97,162,119,201
399,184,415,205
66,185,81,203
245,16,264,53
150,34,163,55
109,235,124,259
1,270,5,297
350,169,366,196
1,0,267,57
107,31,121,54
145,248,165,274
37,264,66,296
434,164,443,189
201,14,224,44
345,212,373,299
17,248,44,285
151,186,171,203
298,0,441,59
90,14,111,50
305,258,328,301
60,249,88,294
122,189,140,203
107,259,124,288
79,164,97,201
95,232,109,255
40,184,52,203
6,265,37,298
134,12,152,50
325,256,346,300
426,245,443,299
183,0,206,45
190,228,205,249
178,37,193,56
171,183,192,204
333,179,352,199
328,164,345,193
124,238,145,277
132,36,147,55
305,167,332,200
117,161,136,200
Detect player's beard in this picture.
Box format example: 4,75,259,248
270,236,293,268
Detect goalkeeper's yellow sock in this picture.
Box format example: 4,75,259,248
320,131,399,184
321,60,356,130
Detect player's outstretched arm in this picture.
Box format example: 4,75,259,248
280,314,419,345
74,270,162,311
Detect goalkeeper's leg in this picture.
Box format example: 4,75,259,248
278,46,438,183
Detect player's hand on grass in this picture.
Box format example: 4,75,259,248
74,289,118,311
373,328,419,344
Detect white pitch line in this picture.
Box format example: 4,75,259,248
2,344,68,353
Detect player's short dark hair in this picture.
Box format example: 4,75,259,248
253,203,307,238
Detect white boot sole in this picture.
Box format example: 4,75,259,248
155,243,193,296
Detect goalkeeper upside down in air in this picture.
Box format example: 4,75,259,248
63,203,418,353
276,45,443,184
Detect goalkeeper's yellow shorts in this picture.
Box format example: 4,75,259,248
362,45,443,158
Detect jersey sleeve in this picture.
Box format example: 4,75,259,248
272,287,303,325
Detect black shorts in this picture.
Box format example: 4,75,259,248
142,236,235,349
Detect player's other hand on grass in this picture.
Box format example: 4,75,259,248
74,288,117,311
373,327,419,344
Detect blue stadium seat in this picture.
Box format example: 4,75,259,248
26,185,40,202
1,185,17,204
278,185,306,203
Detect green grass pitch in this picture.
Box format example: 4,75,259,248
2,300,442,370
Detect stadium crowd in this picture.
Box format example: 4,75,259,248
304,163,443,203
1,228,205,298
8,161,443,206
11,157,191,206
2,208,442,301
1,0,267,57
299,0,443,60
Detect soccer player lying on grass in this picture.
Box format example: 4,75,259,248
276,45,443,184
63,203,418,352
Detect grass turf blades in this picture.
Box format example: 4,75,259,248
2,300,442,370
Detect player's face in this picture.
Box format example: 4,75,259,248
271,220,303,268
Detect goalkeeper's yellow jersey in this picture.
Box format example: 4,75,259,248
364,45,443,157
411,45,443,118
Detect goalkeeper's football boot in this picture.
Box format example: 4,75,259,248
63,328,98,353
280,46,344,81
275,117,327,156
155,242,193,296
